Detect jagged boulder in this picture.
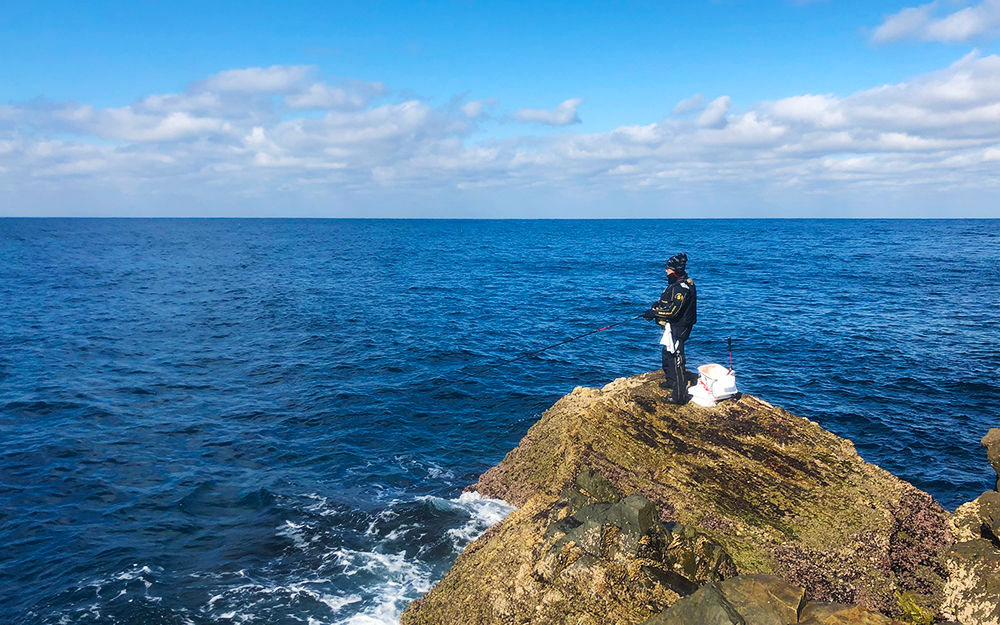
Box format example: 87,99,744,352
467,373,951,619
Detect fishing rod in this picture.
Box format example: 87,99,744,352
456,313,645,382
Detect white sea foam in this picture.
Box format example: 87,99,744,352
51,492,514,624
420,491,516,552
201,579,363,623
256,491,515,624
279,519,321,550
45,563,171,624
322,492,515,624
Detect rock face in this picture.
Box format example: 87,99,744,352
942,490,1000,625
983,429,1000,492
401,372,956,624
643,574,805,625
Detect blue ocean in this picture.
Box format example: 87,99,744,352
1,218,998,624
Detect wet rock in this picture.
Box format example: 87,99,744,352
576,467,622,503
799,601,902,624
642,582,746,625
983,429,1000,491
619,494,659,553
641,565,700,597
548,488,667,559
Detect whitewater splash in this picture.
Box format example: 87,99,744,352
231,491,514,625
37,491,514,625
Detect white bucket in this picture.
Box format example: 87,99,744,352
696,363,738,401
688,383,717,407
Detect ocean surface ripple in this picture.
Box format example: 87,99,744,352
1,218,998,624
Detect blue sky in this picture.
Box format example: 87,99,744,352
3,0,1000,217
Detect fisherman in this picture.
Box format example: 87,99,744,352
643,253,697,404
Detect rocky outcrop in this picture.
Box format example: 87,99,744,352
939,430,1000,625
401,372,959,624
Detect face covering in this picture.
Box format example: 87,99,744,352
667,272,679,284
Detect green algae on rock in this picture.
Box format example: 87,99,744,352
402,372,954,624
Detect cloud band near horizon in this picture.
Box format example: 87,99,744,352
2,53,1000,217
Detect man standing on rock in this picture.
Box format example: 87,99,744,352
643,253,697,404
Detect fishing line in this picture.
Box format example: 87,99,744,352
456,313,644,382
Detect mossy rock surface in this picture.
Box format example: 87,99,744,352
403,372,953,624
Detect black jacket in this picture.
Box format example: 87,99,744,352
649,276,697,340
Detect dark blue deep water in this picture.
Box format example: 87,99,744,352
1,219,998,624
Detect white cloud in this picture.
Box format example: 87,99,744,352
4,57,1000,216
461,98,498,119
672,93,705,115
37,103,231,142
98,110,231,142
872,0,1000,44
138,92,224,114
200,65,313,93
872,3,937,43
697,96,731,128
768,94,845,127
285,80,387,110
512,98,584,125
0,105,20,123
757,52,1000,141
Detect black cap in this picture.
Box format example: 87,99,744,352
666,252,688,272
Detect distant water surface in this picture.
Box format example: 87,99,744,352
1,218,998,624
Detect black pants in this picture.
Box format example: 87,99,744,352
661,338,687,404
